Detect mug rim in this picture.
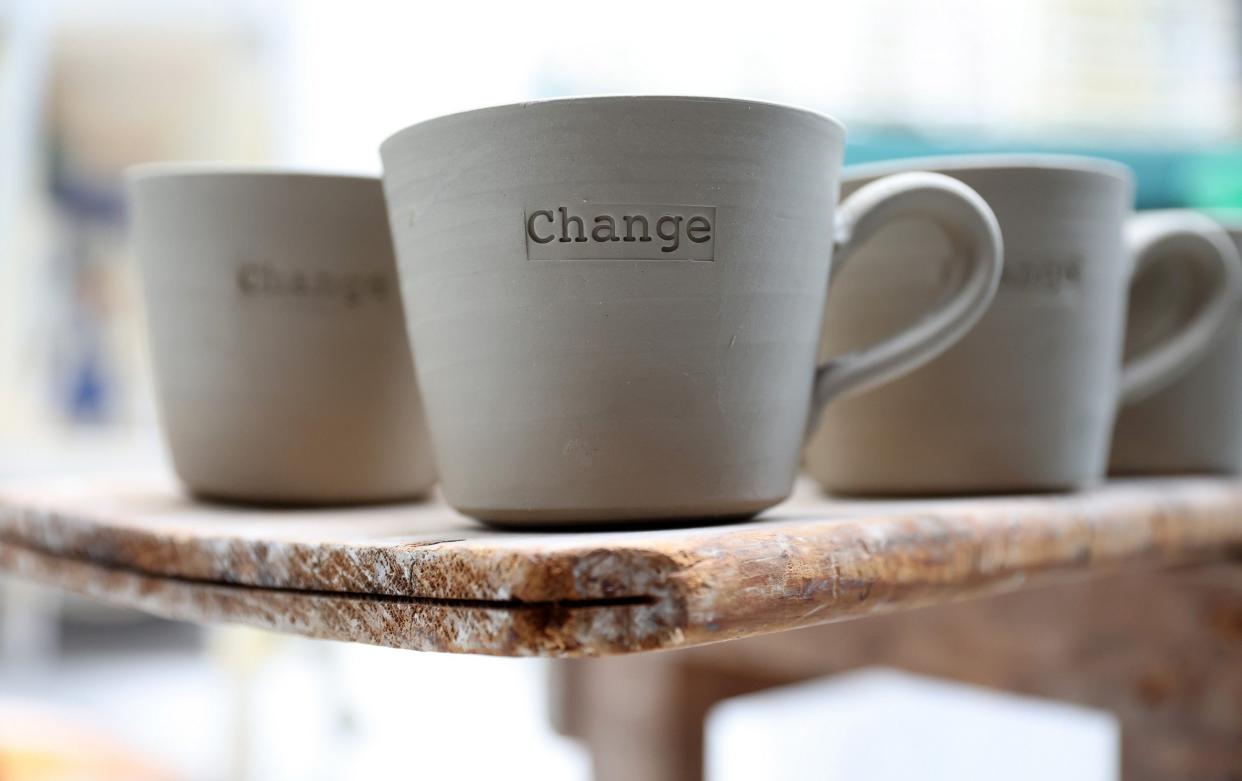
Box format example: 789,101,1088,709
380,95,846,154
843,153,1133,185
125,162,379,185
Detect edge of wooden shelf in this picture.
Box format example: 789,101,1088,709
2,474,1241,656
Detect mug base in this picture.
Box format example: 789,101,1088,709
187,485,433,509
816,479,1094,499
1108,461,1242,478
456,497,780,530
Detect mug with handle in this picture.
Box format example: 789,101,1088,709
381,96,1002,525
1109,211,1242,474
806,155,1242,495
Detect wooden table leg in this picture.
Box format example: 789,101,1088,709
552,563,1242,781
552,652,794,781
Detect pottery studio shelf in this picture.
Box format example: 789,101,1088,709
1,470,1240,657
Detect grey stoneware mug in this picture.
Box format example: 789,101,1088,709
1110,212,1242,475
805,155,1242,495
127,167,437,504
381,96,1002,525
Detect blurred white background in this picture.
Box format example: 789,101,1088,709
1,1,1240,778
3,0,1240,438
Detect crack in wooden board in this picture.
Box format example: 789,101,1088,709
0,538,657,610
0,541,678,656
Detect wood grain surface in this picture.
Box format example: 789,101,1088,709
1,470,1240,656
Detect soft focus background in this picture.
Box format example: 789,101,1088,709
1,0,1240,778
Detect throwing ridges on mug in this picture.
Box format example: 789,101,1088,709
382,96,1004,525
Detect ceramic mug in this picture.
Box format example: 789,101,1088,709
127,167,437,504
805,155,1242,495
381,96,1002,525
1110,212,1242,474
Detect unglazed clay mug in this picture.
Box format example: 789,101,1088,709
381,96,1002,525
806,156,1242,495
1110,212,1242,474
127,167,437,504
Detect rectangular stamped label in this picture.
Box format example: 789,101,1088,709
998,255,1084,299
525,204,716,261
236,260,392,308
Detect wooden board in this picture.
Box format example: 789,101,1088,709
1,470,1241,657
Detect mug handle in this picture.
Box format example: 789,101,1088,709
809,172,1004,429
1118,210,1242,405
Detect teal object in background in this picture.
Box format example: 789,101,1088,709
1181,151,1242,209
844,134,1242,210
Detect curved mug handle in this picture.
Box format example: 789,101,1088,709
1119,210,1242,405
808,172,1004,433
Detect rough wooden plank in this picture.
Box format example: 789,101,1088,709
1,470,1241,656
0,542,672,656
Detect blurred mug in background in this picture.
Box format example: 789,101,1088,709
1110,213,1242,475
127,167,436,504
806,155,1242,495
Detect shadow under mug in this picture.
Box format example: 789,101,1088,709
380,96,1002,525
127,167,437,504
1110,212,1242,475
806,155,1242,495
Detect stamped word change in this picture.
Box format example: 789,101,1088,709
525,204,716,261
999,256,1084,296
236,261,391,307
